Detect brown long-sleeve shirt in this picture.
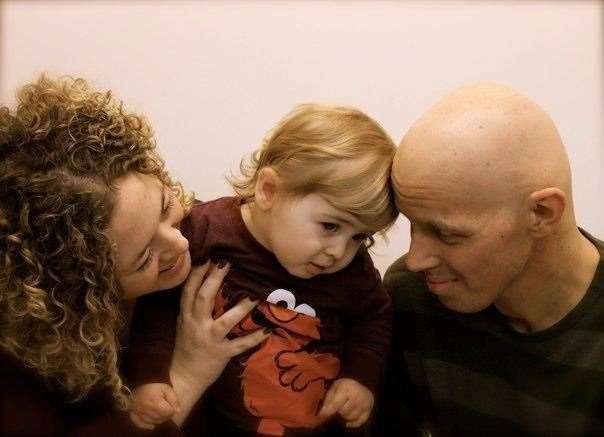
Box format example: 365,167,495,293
127,197,392,436
0,349,181,437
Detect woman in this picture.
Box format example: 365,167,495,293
0,75,268,435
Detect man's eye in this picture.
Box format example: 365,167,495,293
434,227,462,244
321,222,339,232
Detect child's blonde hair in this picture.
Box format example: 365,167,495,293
230,103,398,239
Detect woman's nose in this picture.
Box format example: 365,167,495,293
157,225,189,260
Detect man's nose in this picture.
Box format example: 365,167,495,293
405,230,440,272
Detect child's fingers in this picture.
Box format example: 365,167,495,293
129,411,155,430
138,410,162,424
346,410,371,428
133,397,176,423
338,398,357,419
147,398,176,420
319,386,346,418
164,387,181,413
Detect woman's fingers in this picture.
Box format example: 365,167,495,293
212,296,258,338
192,261,230,318
226,327,271,356
180,262,211,314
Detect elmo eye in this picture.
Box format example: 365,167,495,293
293,303,316,317
266,289,296,310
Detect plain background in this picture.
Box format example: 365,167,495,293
1,0,602,274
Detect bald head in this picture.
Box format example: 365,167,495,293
394,83,572,209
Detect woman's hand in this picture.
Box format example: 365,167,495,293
169,261,270,425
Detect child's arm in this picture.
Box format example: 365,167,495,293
323,251,393,427
341,286,392,393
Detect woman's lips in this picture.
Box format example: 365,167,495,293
159,253,184,273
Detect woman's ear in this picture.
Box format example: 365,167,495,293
254,167,280,211
528,187,566,238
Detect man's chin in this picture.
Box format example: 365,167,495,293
438,295,490,314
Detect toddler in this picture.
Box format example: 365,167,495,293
127,104,397,436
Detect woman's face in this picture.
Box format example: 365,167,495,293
106,172,191,299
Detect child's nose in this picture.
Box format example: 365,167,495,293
324,236,347,260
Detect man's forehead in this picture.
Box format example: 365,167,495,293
396,198,476,232
393,176,483,226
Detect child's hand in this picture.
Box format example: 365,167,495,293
319,378,374,428
129,383,180,430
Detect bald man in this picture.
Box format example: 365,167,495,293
372,85,604,435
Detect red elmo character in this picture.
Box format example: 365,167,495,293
214,288,340,436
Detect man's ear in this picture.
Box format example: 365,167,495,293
528,187,566,237
254,167,280,211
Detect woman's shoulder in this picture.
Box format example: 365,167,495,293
0,350,66,435
0,351,182,436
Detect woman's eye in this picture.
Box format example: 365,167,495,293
321,222,339,232
138,248,154,272
162,191,175,215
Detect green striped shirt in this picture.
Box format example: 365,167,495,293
373,231,604,436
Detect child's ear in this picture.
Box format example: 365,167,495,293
254,167,280,211
528,187,566,238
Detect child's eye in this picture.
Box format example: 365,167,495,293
321,222,339,233
352,233,370,242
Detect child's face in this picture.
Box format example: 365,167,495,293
263,193,373,279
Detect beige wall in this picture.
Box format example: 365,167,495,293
2,0,602,274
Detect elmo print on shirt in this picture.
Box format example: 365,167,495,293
214,287,341,436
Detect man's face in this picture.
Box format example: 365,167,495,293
393,169,533,313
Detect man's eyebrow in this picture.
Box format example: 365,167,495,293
431,219,468,233
131,185,164,268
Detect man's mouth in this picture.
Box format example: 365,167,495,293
426,276,458,294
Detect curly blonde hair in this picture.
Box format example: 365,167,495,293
230,103,398,244
0,75,190,409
